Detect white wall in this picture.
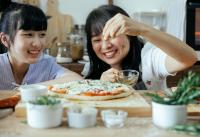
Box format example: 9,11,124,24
113,0,170,15
40,0,108,25
39,0,171,25
58,0,108,24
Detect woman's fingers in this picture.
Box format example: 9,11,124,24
100,68,120,82
103,16,115,40
103,14,123,40
103,13,130,39
107,68,120,82
103,13,144,38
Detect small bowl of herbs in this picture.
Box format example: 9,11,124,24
146,71,200,129
26,95,63,129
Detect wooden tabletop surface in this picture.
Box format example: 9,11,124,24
0,113,198,137
0,90,199,137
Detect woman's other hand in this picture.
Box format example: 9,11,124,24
100,68,120,82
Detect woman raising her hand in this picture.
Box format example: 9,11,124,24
85,5,197,90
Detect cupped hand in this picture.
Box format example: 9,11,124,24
100,68,120,83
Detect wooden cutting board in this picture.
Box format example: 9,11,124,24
46,0,72,56
15,92,151,118
188,104,200,116
14,91,200,117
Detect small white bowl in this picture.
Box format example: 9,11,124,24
152,102,187,128
101,110,128,128
26,103,63,128
19,84,47,102
67,106,97,128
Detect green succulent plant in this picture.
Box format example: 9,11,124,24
145,71,200,105
29,95,61,105
172,124,200,135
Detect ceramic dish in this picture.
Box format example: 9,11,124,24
67,105,97,128
101,110,128,128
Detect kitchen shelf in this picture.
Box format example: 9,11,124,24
58,62,84,75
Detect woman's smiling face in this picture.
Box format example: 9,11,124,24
9,30,46,64
91,34,130,68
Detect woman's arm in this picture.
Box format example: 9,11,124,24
103,13,198,74
39,69,83,86
140,24,197,73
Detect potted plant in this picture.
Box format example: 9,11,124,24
146,71,200,128
26,96,63,129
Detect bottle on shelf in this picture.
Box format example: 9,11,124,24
70,35,84,61
68,24,85,62
78,25,87,57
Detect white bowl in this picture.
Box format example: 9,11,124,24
26,103,63,128
101,110,128,128
67,106,97,128
19,84,47,102
152,102,187,128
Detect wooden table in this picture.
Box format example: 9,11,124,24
0,113,197,137
0,90,199,137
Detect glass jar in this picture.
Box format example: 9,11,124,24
56,42,72,63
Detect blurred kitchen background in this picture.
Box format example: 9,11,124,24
7,0,191,59
5,0,199,61
1,0,200,82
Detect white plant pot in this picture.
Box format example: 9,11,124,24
152,102,187,128
26,103,63,128
20,84,47,102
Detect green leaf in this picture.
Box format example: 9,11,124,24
172,124,200,135
145,71,200,105
29,95,60,105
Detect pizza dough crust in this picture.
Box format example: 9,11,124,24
48,80,134,101
49,89,133,101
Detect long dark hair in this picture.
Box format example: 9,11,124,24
0,0,47,45
85,5,143,80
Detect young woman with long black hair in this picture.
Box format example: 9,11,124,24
85,5,197,90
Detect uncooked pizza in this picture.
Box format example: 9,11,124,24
48,80,133,101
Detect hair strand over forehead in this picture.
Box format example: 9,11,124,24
0,1,47,43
